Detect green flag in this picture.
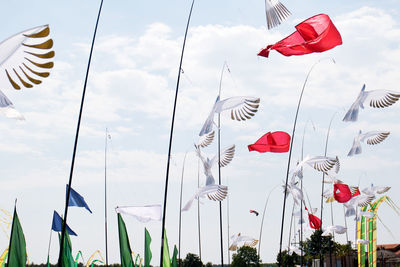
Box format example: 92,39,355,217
144,228,152,267
118,213,134,267
59,231,75,267
162,229,171,267
171,245,178,267
7,208,26,267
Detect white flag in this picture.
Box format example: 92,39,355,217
115,204,162,223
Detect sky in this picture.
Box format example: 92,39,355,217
1,0,400,265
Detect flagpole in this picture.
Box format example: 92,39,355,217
217,61,228,267
7,199,17,266
197,158,202,260
258,184,279,259
46,223,53,265
58,0,104,265
226,177,231,266
178,152,188,267
104,128,109,267
160,1,195,266
319,112,337,264
278,58,335,266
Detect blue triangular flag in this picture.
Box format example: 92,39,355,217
66,185,92,213
51,211,77,236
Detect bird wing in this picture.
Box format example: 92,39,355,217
0,25,54,91
181,191,198,212
196,131,215,148
211,144,235,168
355,195,375,207
215,96,260,121
306,156,339,173
360,131,390,145
206,185,228,201
365,89,400,108
333,225,347,234
265,0,291,30
376,186,390,194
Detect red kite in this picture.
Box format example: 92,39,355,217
333,183,352,203
248,131,290,153
258,14,342,58
249,210,259,216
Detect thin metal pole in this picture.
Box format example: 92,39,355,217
160,1,195,266
319,112,337,264
227,180,231,265
343,206,349,243
287,203,296,250
217,62,228,267
58,1,104,265
46,224,53,265
258,184,280,259
197,158,202,260
104,128,109,267
278,58,334,266
178,152,188,267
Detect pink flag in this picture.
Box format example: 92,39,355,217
258,14,342,58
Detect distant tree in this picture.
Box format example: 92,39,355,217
183,253,203,267
205,262,213,267
231,246,260,267
276,249,302,267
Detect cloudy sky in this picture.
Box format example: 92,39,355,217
1,0,400,265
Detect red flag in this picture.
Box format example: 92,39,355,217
258,14,342,58
306,209,321,230
248,131,290,153
333,183,352,203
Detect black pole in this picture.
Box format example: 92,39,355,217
217,62,227,267
278,58,334,266
160,1,195,266
58,1,104,265
178,152,188,267
197,158,202,260
104,128,109,267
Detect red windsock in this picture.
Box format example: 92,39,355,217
248,131,290,153
334,183,352,203
258,14,342,58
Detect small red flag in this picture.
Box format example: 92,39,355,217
333,183,352,203
248,131,290,153
306,209,321,230
258,14,342,58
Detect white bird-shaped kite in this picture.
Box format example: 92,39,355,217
199,96,260,136
344,194,375,217
195,130,215,148
362,185,391,197
181,184,228,211
291,155,340,178
265,0,291,30
283,177,304,206
347,130,390,156
229,233,258,251
195,144,235,186
182,145,235,211
321,225,347,236
0,25,55,120
343,84,400,122
356,210,375,221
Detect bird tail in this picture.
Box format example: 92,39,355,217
347,139,361,156
343,105,359,122
345,207,355,217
